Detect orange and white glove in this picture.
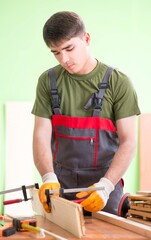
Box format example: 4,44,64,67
38,172,60,213
76,177,114,212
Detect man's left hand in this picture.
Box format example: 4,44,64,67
76,177,114,212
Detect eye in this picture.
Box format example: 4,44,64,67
53,52,60,56
66,47,74,52
50,50,60,56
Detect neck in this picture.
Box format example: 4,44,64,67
81,57,97,74
88,57,98,72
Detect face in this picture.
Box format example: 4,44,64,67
49,32,91,74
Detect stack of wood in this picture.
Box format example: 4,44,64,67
128,191,151,226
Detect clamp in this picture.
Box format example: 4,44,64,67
1,183,39,205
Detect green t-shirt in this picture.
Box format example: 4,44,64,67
32,62,140,126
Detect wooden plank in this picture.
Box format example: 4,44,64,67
93,211,151,238
5,102,34,216
30,188,85,238
137,191,151,196
139,114,151,190
128,209,151,219
128,195,151,203
0,215,150,239
127,217,151,227
130,204,151,212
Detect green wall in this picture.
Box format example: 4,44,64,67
0,0,151,212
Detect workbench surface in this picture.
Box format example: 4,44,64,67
1,215,150,239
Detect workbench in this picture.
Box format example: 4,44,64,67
1,215,150,240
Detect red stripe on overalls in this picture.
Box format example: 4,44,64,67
52,115,116,131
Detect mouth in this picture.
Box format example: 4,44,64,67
66,64,74,71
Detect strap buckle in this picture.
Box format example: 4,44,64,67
51,89,61,109
93,93,103,110
98,82,108,89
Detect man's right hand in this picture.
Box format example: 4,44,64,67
38,172,60,213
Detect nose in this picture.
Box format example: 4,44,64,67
60,52,69,65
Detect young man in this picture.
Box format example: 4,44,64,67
32,11,140,215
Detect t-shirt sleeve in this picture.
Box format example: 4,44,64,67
32,71,53,118
111,70,141,121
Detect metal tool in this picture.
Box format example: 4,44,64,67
0,183,39,206
17,223,67,240
0,184,38,195
0,220,14,237
45,186,105,208
13,217,37,232
1,183,104,206
0,184,104,197
47,186,105,195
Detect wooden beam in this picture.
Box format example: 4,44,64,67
93,211,151,238
127,217,151,227
139,114,151,190
137,191,151,196
30,188,85,238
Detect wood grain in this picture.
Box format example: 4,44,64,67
30,188,85,238
0,215,150,239
93,211,151,238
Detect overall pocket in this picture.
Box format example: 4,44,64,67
52,125,96,168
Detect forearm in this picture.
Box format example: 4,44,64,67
33,117,54,177
33,118,59,213
104,140,136,186
33,140,54,177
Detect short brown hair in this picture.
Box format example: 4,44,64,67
43,11,86,47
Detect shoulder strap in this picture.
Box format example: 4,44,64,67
48,68,61,115
84,67,114,117
49,67,114,116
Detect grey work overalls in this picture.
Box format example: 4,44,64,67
49,67,123,215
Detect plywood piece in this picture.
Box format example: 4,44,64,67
93,211,151,238
30,188,85,238
5,102,34,216
139,114,151,190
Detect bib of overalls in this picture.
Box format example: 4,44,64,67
51,115,119,188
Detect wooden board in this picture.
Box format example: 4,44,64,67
0,215,150,239
130,203,151,213
137,191,151,196
93,211,151,238
128,209,151,219
128,194,151,225
127,216,151,227
30,188,85,238
139,114,151,190
5,102,34,216
128,195,151,203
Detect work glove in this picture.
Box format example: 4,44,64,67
38,172,60,213
76,177,114,212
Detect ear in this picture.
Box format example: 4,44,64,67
83,32,90,45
